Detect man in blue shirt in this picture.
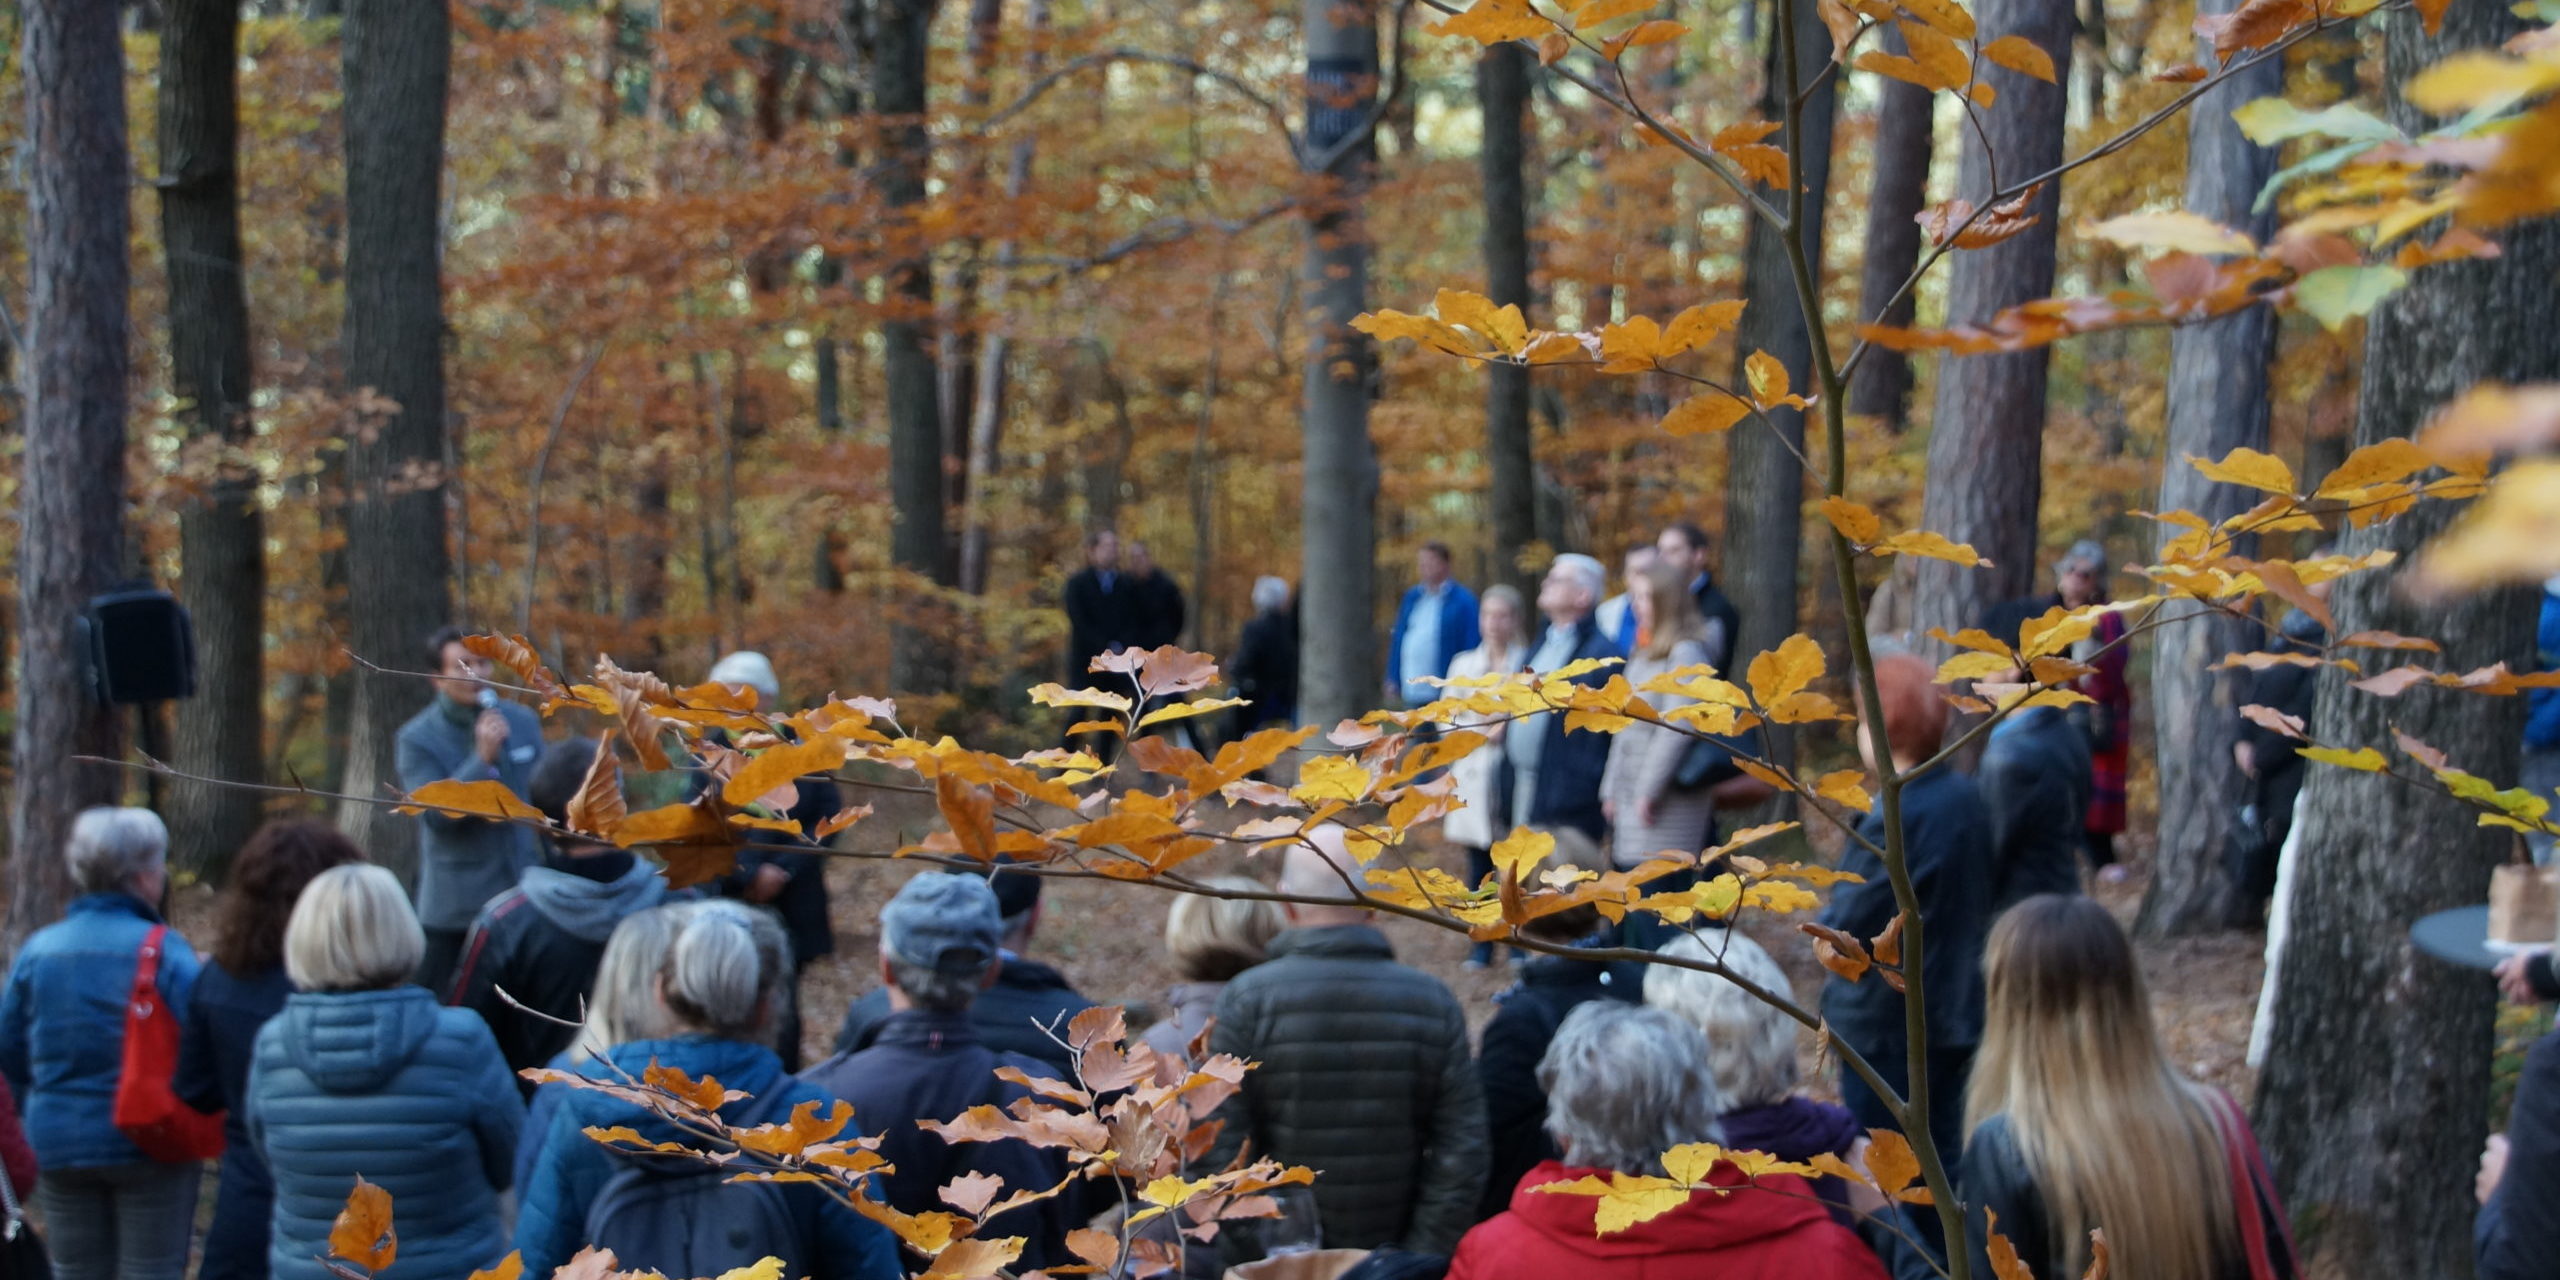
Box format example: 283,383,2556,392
1385,541,1480,708
397,625,545,993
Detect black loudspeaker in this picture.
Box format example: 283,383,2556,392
79,586,197,705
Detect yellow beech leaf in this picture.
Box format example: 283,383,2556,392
1820,496,1883,544
1604,18,1688,54
1291,755,1373,805
2416,459,2560,592
1434,288,1529,352
1745,350,1806,408
1979,33,2055,82
715,1260,785,1280
2086,210,2258,256
1893,0,1975,38
1747,634,1826,707
2298,745,2387,772
2189,446,2297,494
1661,300,1748,354
1136,697,1251,728
1027,682,1135,713
1743,880,1821,913
1874,530,1989,566
1855,49,1956,91
722,736,850,808
1573,0,1654,29
1518,330,1587,364
1431,0,1554,43
1900,20,1971,90
467,1254,523,1280
399,779,545,824
1864,1129,1922,1198
2314,438,2432,499
1814,769,1872,811
1661,393,1751,436
1529,1172,1695,1234
1937,650,2015,683
329,1178,397,1272
1488,827,1556,884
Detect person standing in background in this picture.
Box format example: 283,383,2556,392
1655,522,1741,670
1592,543,1657,656
1227,576,1300,741
1127,540,1188,651
1508,555,1623,841
397,625,544,992
1386,542,1481,709
1446,584,1529,968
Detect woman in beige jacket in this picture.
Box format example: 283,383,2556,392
1600,563,1720,869
1444,585,1527,968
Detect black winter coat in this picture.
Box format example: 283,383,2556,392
1819,767,1992,1057
1977,707,2093,911
1475,956,1636,1221
1136,570,1188,650
1228,608,1299,733
447,853,672,1085
1064,567,1148,680
801,1010,1077,1272
1200,925,1488,1254
2482,1030,2560,1279
834,957,1097,1076
1514,617,1626,841
178,962,296,1280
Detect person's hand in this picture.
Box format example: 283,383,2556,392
1602,799,1618,823
1636,797,1658,829
746,863,791,904
2234,740,2257,778
2497,951,2545,1004
2481,1132,2511,1205
1841,1136,1890,1219
473,709,510,764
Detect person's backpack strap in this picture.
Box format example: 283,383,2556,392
2211,1089,2297,1280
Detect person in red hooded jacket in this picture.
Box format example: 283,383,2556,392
1450,1001,1887,1280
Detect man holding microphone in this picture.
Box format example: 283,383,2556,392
397,624,545,992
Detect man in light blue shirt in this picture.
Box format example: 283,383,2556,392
1386,541,1480,708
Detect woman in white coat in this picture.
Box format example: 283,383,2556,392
1444,584,1527,968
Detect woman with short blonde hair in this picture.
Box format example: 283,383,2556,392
1144,877,1285,1058
247,864,521,1280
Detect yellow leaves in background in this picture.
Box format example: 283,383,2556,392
2418,460,2560,593
1819,498,1989,567
2085,211,2259,257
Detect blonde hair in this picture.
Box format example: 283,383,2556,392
284,864,424,992
571,906,686,1063
1968,895,2241,1280
1630,561,1709,663
1165,877,1285,983
1644,930,1798,1108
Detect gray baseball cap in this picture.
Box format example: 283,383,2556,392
881,872,1004,977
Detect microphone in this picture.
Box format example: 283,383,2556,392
476,688,500,712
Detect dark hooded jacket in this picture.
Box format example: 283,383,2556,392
448,851,672,1082
1476,954,1636,1220
245,987,522,1280
1977,705,2094,911
834,957,1096,1075
1717,1095,1865,1221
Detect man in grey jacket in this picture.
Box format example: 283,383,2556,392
398,625,544,992
1202,828,1488,1255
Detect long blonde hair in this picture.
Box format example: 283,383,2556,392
1967,895,2240,1280
1631,562,1708,663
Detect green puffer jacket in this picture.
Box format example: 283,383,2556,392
1201,924,1488,1255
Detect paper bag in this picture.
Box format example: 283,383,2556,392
2487,863,2560,945
1224,1249,1371,1280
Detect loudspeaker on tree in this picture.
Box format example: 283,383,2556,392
78,585,197,705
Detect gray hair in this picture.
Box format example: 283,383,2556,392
572,906,687,1063
285,864,425,992
660,903,769,1040
2055,539,2107,577
885,956,984,1012
1251,575,1292,613
1479,583,1524,617
1644,930,1799,1108
65,807,169,894
1539,1002,1726,1175
1549,553,1607,605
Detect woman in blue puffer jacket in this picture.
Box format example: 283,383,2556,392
514,903,899,1280
245,865,521,1280
0,807,206,1280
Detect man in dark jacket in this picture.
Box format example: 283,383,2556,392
2480,984,2560,1279
1127,540,1188,651
1507,554,1625,842
1063,530,1147,681
449,738,673,1085
801,873,1074,1271
2232,607,2326,927
1656,522,1741,670
1201,829,1488,1254
834,868,1094,1074
1228,575,1299,742
398,624,546,991
1971,635,2093,912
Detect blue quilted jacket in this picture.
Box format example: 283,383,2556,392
0,892,201,1170
245,987,521,1280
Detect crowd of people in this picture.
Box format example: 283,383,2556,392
2,535,2554,1280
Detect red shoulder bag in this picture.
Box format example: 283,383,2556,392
111,925,226,1163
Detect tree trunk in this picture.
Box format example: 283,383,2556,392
160,0,267,884
1723,0,1838,670
2136,0,2282,938
1846,20,1929,428
2252,9,2560,1275
959,0,1051,596
1296,0,1381,731
1909,0,2072,642
937,0,1002,532
1478,41,1535,597
333,0,452,885
880,0,949,692
9,0,133,948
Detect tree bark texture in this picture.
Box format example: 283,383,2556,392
161,0,268,884
1910,0,2072,643
1478,41,1535,597
1723,0,1838,671
10,0,133,948
1297,0,1381,731
333,0,452,884
1846,20,1930,427
880,0,951,692
960,0,1050,597
2252,9,2560,1274
2137,0,2283,938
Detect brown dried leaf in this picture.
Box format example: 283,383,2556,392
328,1178,397,1273
565,733,626,837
